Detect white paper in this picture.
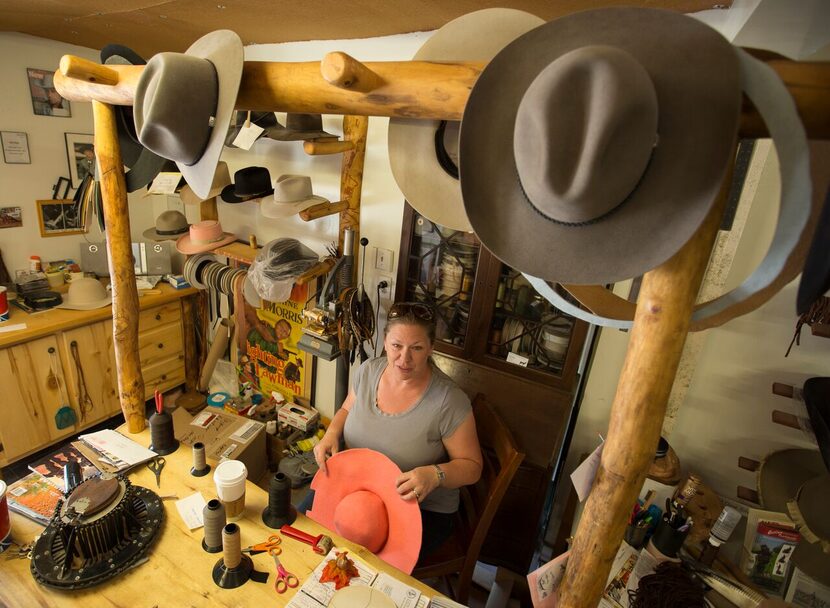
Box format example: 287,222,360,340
785,566,830,606
1,131,30,163
148,172,183,194
175,492,207,530
428,597,466,608
506,352,529,367
229,420,260,444
0,323,27,333
570,441,604,502
192,411,219,429
79,429,157,466
372,572,422,608
296,547,377,607
527,550,569,607
286,590,327,608
232,123,265,150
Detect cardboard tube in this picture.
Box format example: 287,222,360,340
198,319,231,392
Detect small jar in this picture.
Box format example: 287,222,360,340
29,255,42,272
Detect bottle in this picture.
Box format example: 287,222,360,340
699,505,741,565
29,255,42,273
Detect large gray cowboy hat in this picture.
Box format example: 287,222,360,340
100,44,169,193
264,113,332,141
388,8,544,232
134,30,243,200
461,8,742,285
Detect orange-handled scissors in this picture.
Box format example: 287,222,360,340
271,551,299,594
242,534,282,555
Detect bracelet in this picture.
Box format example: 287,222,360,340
434,464,446,486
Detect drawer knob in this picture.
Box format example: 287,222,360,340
157,343,164,349
160,374,167,381
154,313,162,321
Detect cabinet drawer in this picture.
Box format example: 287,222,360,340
138,323,184,368
142,357,185,398
138,302,181,333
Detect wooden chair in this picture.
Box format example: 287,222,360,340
413,394,525,605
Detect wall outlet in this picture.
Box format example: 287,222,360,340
375,274,393,299
374,247,394,272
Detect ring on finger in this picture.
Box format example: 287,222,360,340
413,489,421,501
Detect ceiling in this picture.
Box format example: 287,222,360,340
1,0,724,57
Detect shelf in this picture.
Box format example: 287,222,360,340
212,242,336,287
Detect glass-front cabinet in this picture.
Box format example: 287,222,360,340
396,203,588,391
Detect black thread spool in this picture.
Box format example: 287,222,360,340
148,408,179,456
261,472,296,529
63,460,83,494
191,442,211,477
202,499,226,553
212,523,253,589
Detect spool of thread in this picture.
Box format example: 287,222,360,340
202,499,226,553
266,420,277,435
149,409,179,456
211,522,255,589
191,441,211,477
262,472,297,529
222,523,242,569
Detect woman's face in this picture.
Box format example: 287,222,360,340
384,322,433,378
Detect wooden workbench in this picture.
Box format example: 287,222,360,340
0,425,439,607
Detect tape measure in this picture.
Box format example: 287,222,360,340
207,392,231,408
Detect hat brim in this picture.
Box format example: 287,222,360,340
143,226,190,241
175,30,243,200
388,9,545,233
58,296,112,311
803,377,830,472
220,183,274,204
460,8,741,284
175,231,237,254
797,187,830,315
262,126,333,141
260,195,328,219
757,448,826,512
308,448,422,574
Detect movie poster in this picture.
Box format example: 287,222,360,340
236,282,310,402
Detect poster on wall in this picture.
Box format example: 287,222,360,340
0,207,22,229
26,68,71,117
236,281,311,403
1,131,31,164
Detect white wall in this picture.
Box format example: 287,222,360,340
0,33,156,277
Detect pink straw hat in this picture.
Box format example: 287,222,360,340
307,449,422,573
175,220,237,254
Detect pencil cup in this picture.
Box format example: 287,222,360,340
649,518,688,559
624,523,648,549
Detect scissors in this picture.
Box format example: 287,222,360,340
242,534,282,555
147,457,165,488
271,551,299,594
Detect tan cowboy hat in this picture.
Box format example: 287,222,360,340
260,175,328,219
142,209,190,241
134,30,243,200
58,277,112,311
461,8,742,285
388,8,544,232
179,162,231,205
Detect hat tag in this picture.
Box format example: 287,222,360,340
208,116,216,128
517,145,657,228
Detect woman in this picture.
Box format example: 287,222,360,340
312,301,483,556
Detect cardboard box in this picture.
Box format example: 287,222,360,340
277,403,320,432
172,407,267,483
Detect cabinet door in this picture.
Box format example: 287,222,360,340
62,321,122,423
0,336,75,463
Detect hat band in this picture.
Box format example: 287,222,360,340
156,226,189,235
434,121,459,180
516,147,655,228
191,233,227,245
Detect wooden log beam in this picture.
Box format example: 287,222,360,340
338,116,369,258
321,51,385,92
55,56,830,138
92,101,145,434
182,295,198,393
557,153,735,608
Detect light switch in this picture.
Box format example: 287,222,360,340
374,247,394,272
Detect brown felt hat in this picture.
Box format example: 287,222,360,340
460,8,742,284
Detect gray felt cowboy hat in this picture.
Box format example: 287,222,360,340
461,8,743,285
143,209,190,241
388,8,544,232
265,113,332,141
260,175,328,219
101,44,169,193
134,30,243,200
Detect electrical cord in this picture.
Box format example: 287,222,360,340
373,281,388,357
70,341,94,422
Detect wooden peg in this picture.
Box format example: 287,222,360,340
248,234,258,249
772,410,802,429
772,382,795,398
321,52,384,92
300,200,349,221
296,257,336,286
59,55,119,85
303,139,355,155
738,456,760,472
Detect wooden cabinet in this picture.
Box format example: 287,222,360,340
0,289,196,467
397,203,592,573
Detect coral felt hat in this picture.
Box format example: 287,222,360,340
307,449,422,574
175,220,236,254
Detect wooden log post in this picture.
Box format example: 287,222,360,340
557,158,735,608
92,101,145,433
338,116,369,258
182,295,198,393
321,51,385,92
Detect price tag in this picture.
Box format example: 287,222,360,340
232,123,265,150
148,172,183,194
506,352,529,367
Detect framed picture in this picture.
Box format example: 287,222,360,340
36,199,84,237
1,131,31,164
0,207,23,229
26,68,71,117
52,177,71,200
64,133,95,188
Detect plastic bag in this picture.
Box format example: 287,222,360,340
248,238,319,303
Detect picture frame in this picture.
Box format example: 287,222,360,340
64,133,95,188
52,177,71,200
0,207,23,229
26,68,71,117
1,131,31,164
36,199,84,237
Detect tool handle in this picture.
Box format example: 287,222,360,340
280,525,319,546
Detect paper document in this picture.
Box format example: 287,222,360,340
79,429,157,467
175,492,207,530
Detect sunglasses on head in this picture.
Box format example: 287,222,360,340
388,302,435,322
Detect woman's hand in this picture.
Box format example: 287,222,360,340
313,432,340,474
395,466,440,504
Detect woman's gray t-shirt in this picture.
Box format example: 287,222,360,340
342,357,471,513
